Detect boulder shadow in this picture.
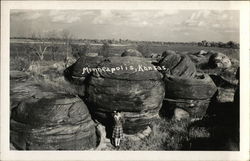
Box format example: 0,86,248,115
188,99,239,150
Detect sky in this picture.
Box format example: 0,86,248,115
10,10,239,42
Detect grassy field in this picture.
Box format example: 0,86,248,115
10,40,239,151
10,42,239,60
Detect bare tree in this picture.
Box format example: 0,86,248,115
27,32,50,61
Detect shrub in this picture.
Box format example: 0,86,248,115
10,56,31,71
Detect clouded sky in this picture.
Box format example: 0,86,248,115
10,10,239,42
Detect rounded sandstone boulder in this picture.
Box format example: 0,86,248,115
121,49,143,57
159,52,196,78
164,73,217,100
11,93,97,150
86,57,165,134
64,56,104,85
163,73,217,119
208,52,232,68
87,57,165,112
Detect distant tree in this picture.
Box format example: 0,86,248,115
227,41,238,48
108,40,113,44
201,40,207,47
99,42,110,57
210,41,216,47
218,42,224,48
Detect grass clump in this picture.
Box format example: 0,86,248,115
120,118,190,150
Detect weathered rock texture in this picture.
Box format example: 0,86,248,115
163,73,217,119
11,92,97,150
159,51,196,78
86,57,165,134
208,52,232,68
10,82,43,111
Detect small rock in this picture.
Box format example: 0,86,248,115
197,50,207,56
150,53,160,58
174,108,190,121
86,53,99,57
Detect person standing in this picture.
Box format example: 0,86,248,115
112,111,123,148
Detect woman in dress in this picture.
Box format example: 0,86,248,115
112,111,123,148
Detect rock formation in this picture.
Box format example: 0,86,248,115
11,91,97,150
86,56,165,134
121,49,143,57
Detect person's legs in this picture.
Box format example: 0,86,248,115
117,138,120,146
115,138,118,147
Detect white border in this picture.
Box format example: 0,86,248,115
1,1,249,161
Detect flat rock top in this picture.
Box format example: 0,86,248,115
71,56,104,77
94,57,163,81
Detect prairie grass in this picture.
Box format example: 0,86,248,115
120,118,191,150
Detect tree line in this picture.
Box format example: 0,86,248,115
198,40,239,49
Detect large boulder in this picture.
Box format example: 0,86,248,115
86,57,165,134
163,73,217,119
188,50,210,67
121,49,143,57
64,56,104,85
208,52,232,68
10,92,97,150
159,52,196,78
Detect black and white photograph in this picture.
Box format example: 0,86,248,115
1,1,249,161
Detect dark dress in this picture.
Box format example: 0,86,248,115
112,115,123,139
